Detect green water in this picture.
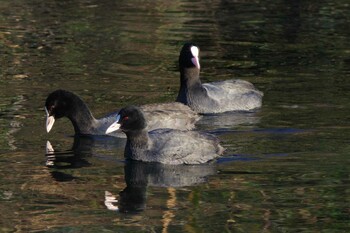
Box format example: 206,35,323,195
0,0,349,232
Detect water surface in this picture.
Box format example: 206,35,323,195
0,0,349,232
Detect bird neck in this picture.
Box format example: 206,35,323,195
124,129,150,160
67,95,96,134
179,67,201,87
177,67,201,102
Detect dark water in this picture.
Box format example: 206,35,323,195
1,0,349,232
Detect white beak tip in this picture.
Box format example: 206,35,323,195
106,122,121,134
191,57,200,69
46,115,55,133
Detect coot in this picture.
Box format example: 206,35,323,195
45,90,199,137
106,106,224,164
176,43,263,113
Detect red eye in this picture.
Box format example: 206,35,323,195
123,116,129,121
47,105,55,113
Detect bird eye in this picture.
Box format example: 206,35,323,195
123,116,129,121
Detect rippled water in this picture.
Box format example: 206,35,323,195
0,0,349,232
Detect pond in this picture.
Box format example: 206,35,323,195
0,0,349,232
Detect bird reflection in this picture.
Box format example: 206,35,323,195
104,160,216,213
196,110,261,131
45,140,90,169
45,136,126,181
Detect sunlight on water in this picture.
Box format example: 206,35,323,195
0,0,349,232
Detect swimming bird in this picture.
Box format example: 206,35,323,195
45,90,199,137
106,106,224,164
176,43,263,114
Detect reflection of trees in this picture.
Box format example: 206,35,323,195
5,0,349,106
0,95,25,151
0,0,349,232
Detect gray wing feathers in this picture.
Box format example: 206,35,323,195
148,129,224,165
202,79,263,112
142,103,200,131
